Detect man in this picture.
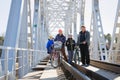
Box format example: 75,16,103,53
66,34,75,64
54,29,67,61
77,26,90,66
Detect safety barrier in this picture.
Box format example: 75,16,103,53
90,50,120,64
0,46,48,80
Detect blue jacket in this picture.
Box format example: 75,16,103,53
46,39,54,53
54,34,66,45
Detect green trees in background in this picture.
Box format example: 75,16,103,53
104,33,111,50
0,36,4,57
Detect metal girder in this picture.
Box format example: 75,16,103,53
40,0,48,50
17,0,28,78
45,0,83,39
32,0,41,67
64,0,74,37
80,0,85,26
46,0,71,36
28,0,33,49
90,0,108,61
32,0,39,50
1,0,22,78
110,0,120,64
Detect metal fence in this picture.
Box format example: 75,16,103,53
90,50,120,65
0,46,48,80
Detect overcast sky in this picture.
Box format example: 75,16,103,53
0,0,118,36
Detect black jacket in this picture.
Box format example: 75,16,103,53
66,38,75,51
77,31,90,46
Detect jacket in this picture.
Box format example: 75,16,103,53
46,39,54,53
54,34,66,46
66,38,75,51
77,31,90,46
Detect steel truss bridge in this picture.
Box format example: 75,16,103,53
0,0,120,80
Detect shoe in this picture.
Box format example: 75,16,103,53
81,64,85,66
85,64,89,67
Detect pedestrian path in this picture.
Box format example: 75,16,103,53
19,60,66,80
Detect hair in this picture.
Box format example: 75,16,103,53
81,25,85,28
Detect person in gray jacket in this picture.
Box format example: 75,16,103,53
77,26,90,66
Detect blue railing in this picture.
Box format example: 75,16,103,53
0,46,48,80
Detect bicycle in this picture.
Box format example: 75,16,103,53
73,46,81,64
50,41,62,68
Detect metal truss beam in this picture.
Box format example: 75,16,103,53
1,0,22,78
90,0,108,61
110,0,120,64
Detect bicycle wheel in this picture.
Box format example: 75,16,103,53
51,51,60,68
77,51,81,64
74,50,79,64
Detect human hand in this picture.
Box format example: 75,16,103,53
82,41,86,44
75,46,79,49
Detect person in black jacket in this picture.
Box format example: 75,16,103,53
66,34,75,64
77,26,90,67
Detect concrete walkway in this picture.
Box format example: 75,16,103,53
19,61,66,80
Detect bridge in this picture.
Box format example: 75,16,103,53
0,0,120,80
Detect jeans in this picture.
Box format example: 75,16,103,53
68,50,74,64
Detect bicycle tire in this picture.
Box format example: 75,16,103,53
74,49,80,64
51,51,61,68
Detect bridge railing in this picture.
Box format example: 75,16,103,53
0,46,48,80
108,50,120,64
90,49,120,64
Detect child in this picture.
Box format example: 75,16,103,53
46,36,54,54
66,34,75,64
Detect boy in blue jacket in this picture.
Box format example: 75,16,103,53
46,36,54,54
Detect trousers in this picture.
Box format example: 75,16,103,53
68,50,74,64
79,44,90,65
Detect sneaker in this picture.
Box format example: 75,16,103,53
81,64,85,66
85,64,89,67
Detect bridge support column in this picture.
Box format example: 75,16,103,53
110,0,120,64
90,0,108,61
1,0,22,79
18,0,28,78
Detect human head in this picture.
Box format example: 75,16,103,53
81,26,86,32
58,29,63,35
68,34,72,38
48,35,53,40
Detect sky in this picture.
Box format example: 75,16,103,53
0,0,118,36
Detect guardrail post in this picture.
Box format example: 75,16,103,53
35,51,37,65
28,51,31,71
32,51,34,67
13,49,17,79
28,50,31,72
24,50,29,75
4,48,9,80
18,50,23,79
25,50,29,74
0,59,2,77
22,51,24,76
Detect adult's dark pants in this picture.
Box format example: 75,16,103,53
79,44,90,65
61,47,68,61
